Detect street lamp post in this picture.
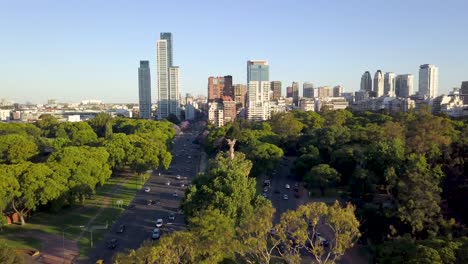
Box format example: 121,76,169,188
62,225,85,264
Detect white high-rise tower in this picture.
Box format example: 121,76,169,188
247,60,270,121
156,33,180,120
418,64,439,98
384,72,396,96
373,70,384,97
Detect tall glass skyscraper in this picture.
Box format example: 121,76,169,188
138,61,151,119
247,60,269,83
247,60,270,121
360,71,372,93
156,32,180,120
160,32,173,67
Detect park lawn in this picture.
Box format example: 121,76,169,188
0,173,135,251
78,174,144,258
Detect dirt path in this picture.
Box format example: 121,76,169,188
16,175,133,264
11,231,77,264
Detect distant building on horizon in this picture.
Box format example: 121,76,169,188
303,82,314,98
419,64,439,98
156,32,180,120
247,60,270,121
384,72,396,96
360,71,372,93
395,74,414,98
333,85,343,97
234,84,247,109
138,61,152,119
271,81,282,100
374,70,384,97
208,76,225,101
292,82,299,106
286,86,293,98
461,81,468,104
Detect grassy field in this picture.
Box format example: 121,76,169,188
0,171,143,255
77,177,143,257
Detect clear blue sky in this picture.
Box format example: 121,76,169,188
1,0,467,103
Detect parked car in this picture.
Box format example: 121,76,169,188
173,192,179,197
166,181,171,186
285,184,290,189
106,238,118,249
176,175,182,180
263,187,269,192
151,228,161,240
283,194,289,200
156,219,163,227
144,187,151,192
264,180,270,187
147,199,152,205
116,224,125,233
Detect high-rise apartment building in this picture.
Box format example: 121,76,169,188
292,82,299,106
156,33,180,120
234,84,247,108
286,86,293,98
303,82,314,98
317,86,333,98
384,72,396,96
247,60,270,121
361,71,372,93
160,32,173,67
138,61,152,119
208,77,225,101
223,98,237,124
395,74,414,98
418,64,439,98
270,81,282,100
374,70,384,97
333,85,343,97
168,66,180,116
224,75,233,100
461,81,468,105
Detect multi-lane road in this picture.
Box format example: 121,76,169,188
86,122,203,263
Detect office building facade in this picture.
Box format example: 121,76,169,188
419,64,439,98
292,82,299,106
374,70,384,97
208,76,225,101
156,33,180,120
138,61,152,119
247,60,270,121
395,74,414,98
384,72,396,96
333,85,343,97
461,81,468,105
303,82,314,98
271,81,282,100
234,84,247,108
361,71,372,93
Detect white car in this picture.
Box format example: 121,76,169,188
283,194,289,200
144,187,151,192
156,219,163,227
285,184,290,189
166,181,171,186
152,228,161,240
176,175,182,180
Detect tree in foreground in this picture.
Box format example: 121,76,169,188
275,201,361,264
237,198,278,264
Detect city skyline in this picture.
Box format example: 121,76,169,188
1,1,467,103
